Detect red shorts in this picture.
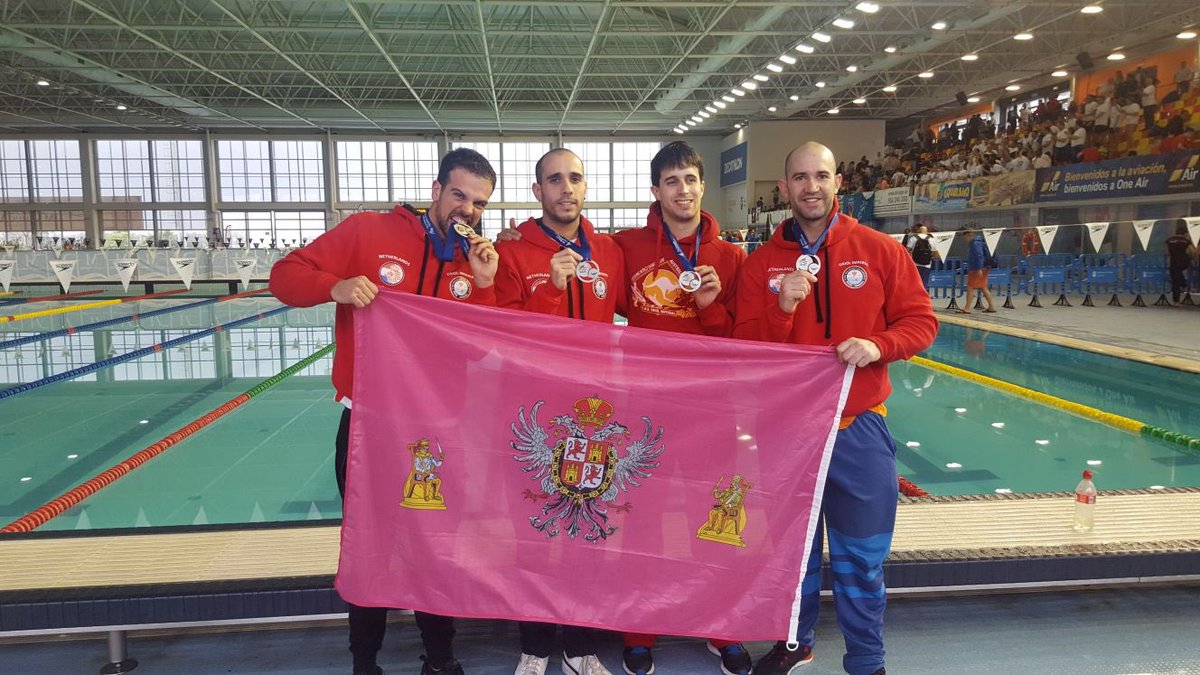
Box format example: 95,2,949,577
967,269,989,289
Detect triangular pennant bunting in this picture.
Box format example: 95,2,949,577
1132,220,1155,251
0,259,14,293
889,233,905,243
235,258,256,289
115,260,138,292
982,228,1004,256
50,260,76,292
1186,217,1200,246
170,257,197,290
930,231,956,262
1085,222,1110,253
1037,225,1058,253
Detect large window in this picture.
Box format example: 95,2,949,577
30,140,83,202
99,209,207,244
0,140,29,201
499,142,549,202
611,142,659,203
336,140,439,204
96,140,205,204
153,140,205,202
273,141,325,202
218,140,324,203
451,142,503,199
391,141,439,202
563,142,612,202
221,211,326,247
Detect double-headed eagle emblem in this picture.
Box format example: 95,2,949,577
511,396,665,542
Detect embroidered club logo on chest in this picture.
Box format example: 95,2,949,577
842,265,867,289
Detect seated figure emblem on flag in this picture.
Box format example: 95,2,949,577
697,474,753,548
401,438,447,510
511,396,664,542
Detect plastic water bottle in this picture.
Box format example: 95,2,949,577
1073,469,1096,532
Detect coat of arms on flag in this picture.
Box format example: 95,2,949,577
401,438,447,510
511,396,664,542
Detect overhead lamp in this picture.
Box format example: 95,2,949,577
882,85,897,93
1080,5,1102,13
722,94,736,102
846,65,858,72
1052,70,1069,77
742,80,758,90
1107,52,1125,60
855,2,880,13
828,108,840,114
116,104,128,110
931,21,947,30
698,110,710,118
753,74,769,82
685,120,697,126
705,104,718,113
961,54,979,61
767,63,783,73
789,94,800,101
768,106,778,112
734,123,743,129
795,43,815,54
779,54,797,65
918,71,934,78
812,32,832,43
731,88,746,96
1014,32,1033,40
1178,30,1198,39
967,96,981,103
36,79,50,86
691,115,703,122
884,45,897,53
815,81,827,88
853,97,867,104
1005,84,1020,91
714,100,728,109
833,18,855,29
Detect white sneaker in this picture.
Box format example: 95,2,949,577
562,653,613,675
516,653,549,675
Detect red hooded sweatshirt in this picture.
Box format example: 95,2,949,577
733,209,937,416
613,203,746,336
269,205,496,404
493,215,626,322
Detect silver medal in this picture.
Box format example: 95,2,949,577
796,254,821,275
678,270,702,292
451,220,475,239
575,259,601,283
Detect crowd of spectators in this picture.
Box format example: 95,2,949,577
837,60,1199,196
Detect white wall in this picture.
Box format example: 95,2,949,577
684,134,725,224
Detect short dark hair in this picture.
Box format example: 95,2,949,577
534,148,581,183
437,147,496,187
651,141,704,186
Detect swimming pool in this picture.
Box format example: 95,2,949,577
1,295,1196,532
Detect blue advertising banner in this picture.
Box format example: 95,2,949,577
838,191,875,222
1035,151,1200,202
913,180,971,211
720,142,748,187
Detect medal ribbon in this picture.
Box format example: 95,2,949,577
791,211,838,256
662,222,701,272
421,212,469,263
538,220,592,261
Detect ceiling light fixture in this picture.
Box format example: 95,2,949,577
882,85,897,93
853,98,867,104
767,63,783,73
714,100,728,109
790,94,800,101
1005,84,1020,91
1107,52,1125,60
918,71,934,78
36,79,50,86
1080,5,1103,13
967,96,981,103
732,88,746,96
722,95,736,102
961,54,979,61
846,65,858,72
768,106,778,112
816,81,827,88
742,80,759,90
833,18,855,29
698,110,710,118
795,43,815,54
855,2,880,13
674,128,685,134
884,45,897,53
779,54,797,65
812,31,832,43
753,73,769,82
686,120,697,126
828,108,840,114
1014,32,1033,40
705,104,718,113
116,104,128,110
931,21,947,30
1052,70,1068,77
1178,30,1197,39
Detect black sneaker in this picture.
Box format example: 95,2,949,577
622,646,655,674
707,642,752,675
420,656,464,675
752,641,814,675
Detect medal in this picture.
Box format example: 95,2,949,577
451,220,475,239
421,213,469,262
679,269,702,292
796,254,821,275
575,259,601,283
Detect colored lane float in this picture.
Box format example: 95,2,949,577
912,355,1200,453
0,288,269,350
0,288,190,323
0,343,336,534
0,305,291,400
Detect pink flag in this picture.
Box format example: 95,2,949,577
338,292,853,643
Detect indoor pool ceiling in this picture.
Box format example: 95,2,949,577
0,0,1198,134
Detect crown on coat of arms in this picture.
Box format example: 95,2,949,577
574,395,614,427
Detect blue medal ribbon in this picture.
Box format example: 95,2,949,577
537,220,592,261
791,211,838,256
420,213,469,263
662,221,702,272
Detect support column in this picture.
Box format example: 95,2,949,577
99,630,138,674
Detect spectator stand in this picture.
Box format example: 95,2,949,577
1076,254,1127,306
1024,254,1074,307
1128,253,1172,307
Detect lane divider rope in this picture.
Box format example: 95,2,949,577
911,355,1200,453
0,305,290,400
0,288,190,324
0,343,335,534
0,289,269,351
0,289,103,307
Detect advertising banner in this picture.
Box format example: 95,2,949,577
720,142,748,187
873,187,911,216
1035,151,1200,202
970,171,1035,207
913,180,971,211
